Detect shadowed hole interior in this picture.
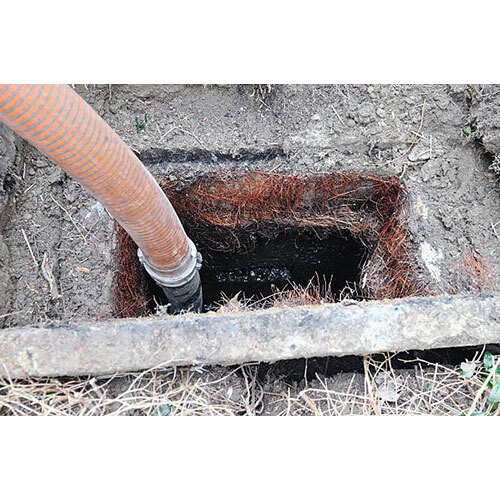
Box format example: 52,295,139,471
144,225,368,312
199,227,366,309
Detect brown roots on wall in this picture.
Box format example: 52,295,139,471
162,172,426,304
114,171,430,316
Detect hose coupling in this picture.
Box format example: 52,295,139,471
138,238,203,313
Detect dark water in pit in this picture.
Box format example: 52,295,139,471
199,230,367,310
143,227,368,312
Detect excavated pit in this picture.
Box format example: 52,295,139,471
114,171,423,317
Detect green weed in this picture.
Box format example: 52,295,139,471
136,113,148,133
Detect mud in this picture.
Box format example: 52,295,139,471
1,85,498,330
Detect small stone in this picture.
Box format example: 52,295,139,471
153,404,171,416
376,108,386,118
228,386,242,402
408,148,431,162
357,101,376,124
460,362,476,378
375,373,401,402
440,214,453,230
346,119,356,127
311,113,321,121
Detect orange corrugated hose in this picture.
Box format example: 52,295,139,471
0,84,202,312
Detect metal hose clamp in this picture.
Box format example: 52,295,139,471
138,238,202,288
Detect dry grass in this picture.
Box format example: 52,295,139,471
1,351,498,416
211,275,360,311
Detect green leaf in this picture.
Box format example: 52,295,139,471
484,351,493,370
465,126,472,135
487,383,500,405
153,404,171,416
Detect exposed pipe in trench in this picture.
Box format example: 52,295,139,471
1,294,499,378
0,84,202,313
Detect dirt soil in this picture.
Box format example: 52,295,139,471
0,84,499,415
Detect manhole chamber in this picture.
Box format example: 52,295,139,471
114,171,423,317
